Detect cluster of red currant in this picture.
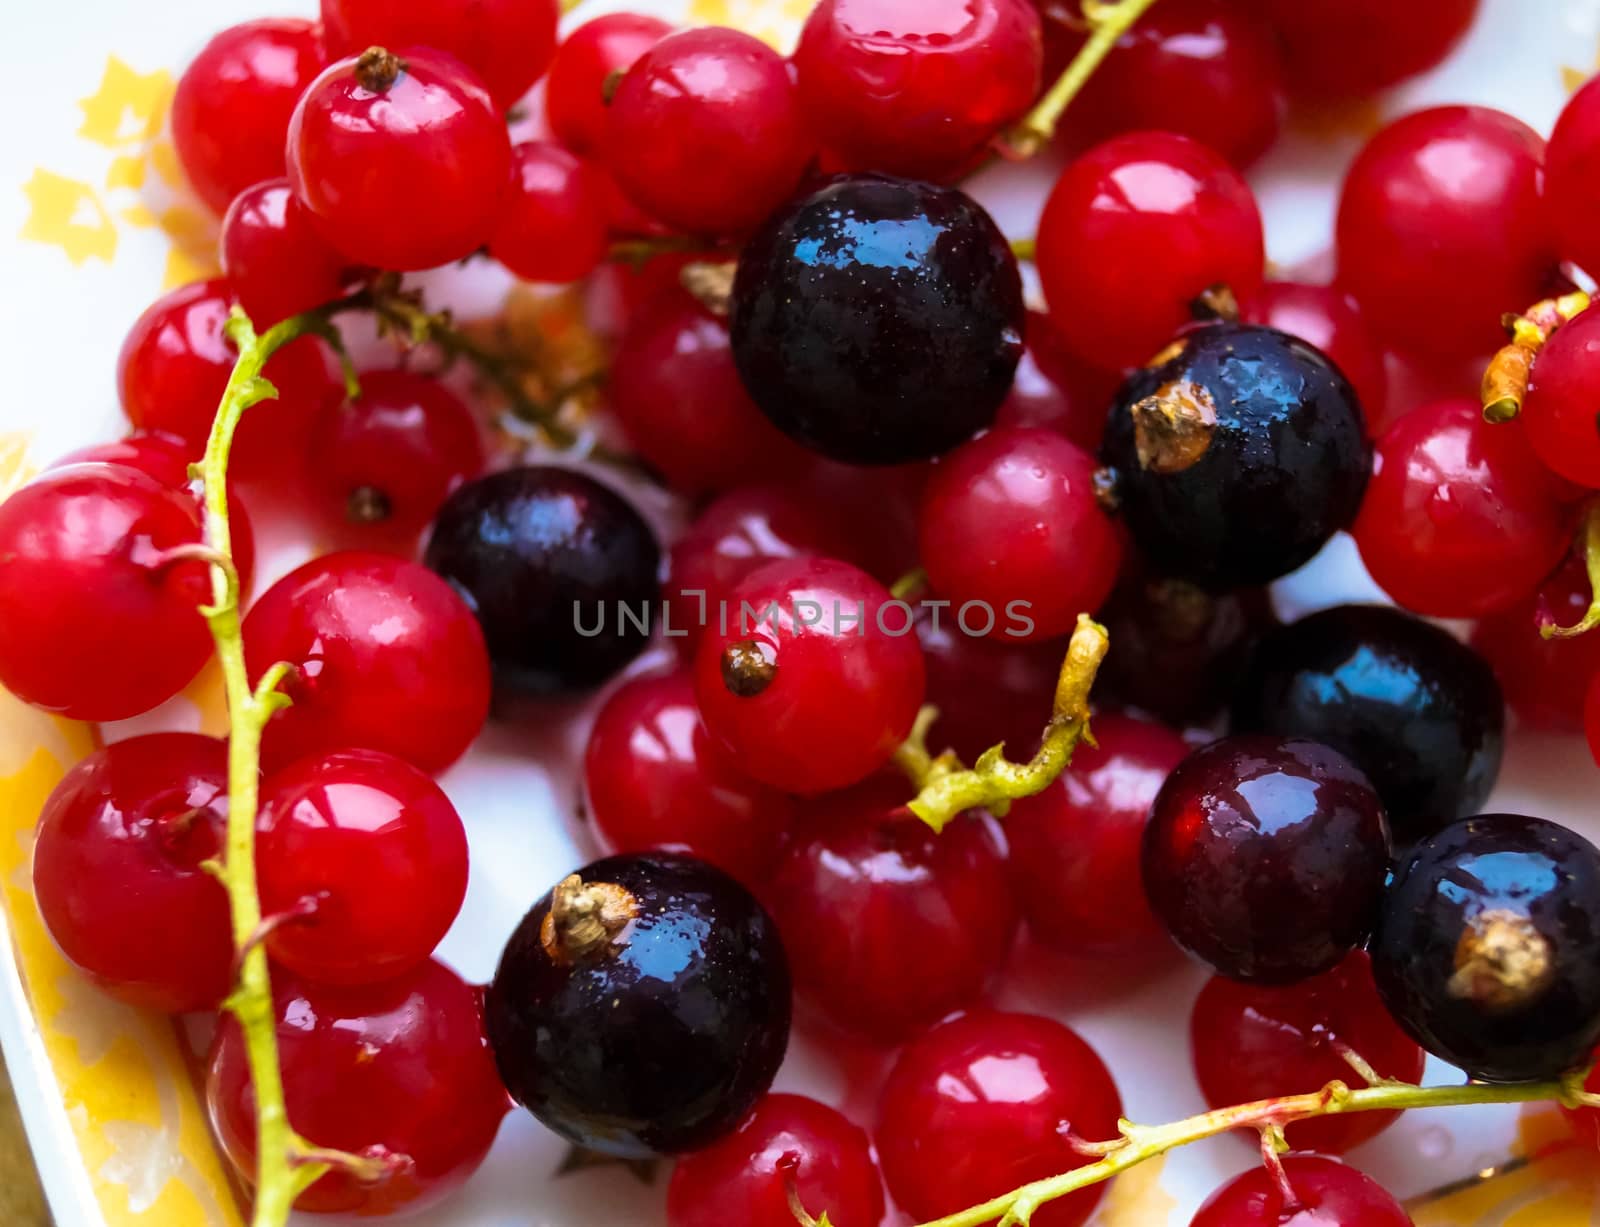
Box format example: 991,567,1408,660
3,0,1600,1225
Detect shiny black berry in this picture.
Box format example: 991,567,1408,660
1100,323,1370,588
1232,604,1504,844
484,851,791,1158
729,173,1024,465
424,466,660,698
1142,735,1392,984
1371,815,1600,1083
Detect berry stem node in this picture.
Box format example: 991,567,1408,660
1481,290,1591,423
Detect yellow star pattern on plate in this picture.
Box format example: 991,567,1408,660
18,169,117,265
76,57,173,149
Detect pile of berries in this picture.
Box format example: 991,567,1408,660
6,0,1600,1224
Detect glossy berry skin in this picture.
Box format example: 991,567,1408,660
257,749,469,987
730,174,1024,464
1522,305,1600,489
489,142,611,285
605,28,813,237
1547,76,1600,280
1191,953,1426,1154
287,48,511,271
1371,814,1600,1083
667,1094,883,1227
920,427,1123,641
1143,736,1392,984
609,293,808,496
116,278,336,486
994,311,1120,451
1336,107,1552,360
208,960,508,1214
1242,282,1387,427
424,467,661,697
1052,0,1287,168
1102,323,1370,589
583,671,797,884
220,178,349,324
486,852,791,1157
877,1011,1123,1227
1233,605,1505,844
793,0,1042,182
1589,675,1600,769
33,734,232,1013
1007,712,1190,959
917,615,1062,763
693,558,925,796
1248,0,1479,98
321,0,560,111
0,465,213,721
243,551,491,774
170,19,326,214
769,778,1017,1044
1352,398,1572,619
1039,132,1264,371
545,12,674,155
309,368,485,545
1191,1155,1415,1227
1472,551,1600,732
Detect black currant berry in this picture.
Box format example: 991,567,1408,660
1232,604,1504,844
1142,735,1392,984
424,466,660,697
1100,323,1370,588
1371,815,1600,1083
729,173,1024,465
484,852,791,1158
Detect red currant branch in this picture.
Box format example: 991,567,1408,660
1541,502,1600,639
1002,0,1165,158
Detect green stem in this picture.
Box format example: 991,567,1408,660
1009,237,1037,263
906,615,1107,832
911,1072,1600,1227
1005,0,1164,157
1542,503,1600,639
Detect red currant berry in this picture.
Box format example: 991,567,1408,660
769,777,1017,1043
257,748,468,987
489,142,610,284
309,368,485,546
792,0,1042,182
208,960,509,1214
1007,712,1188,959
1547,76,1600,280
1352,398,1573,619
33,734,232,1012
116,278,337,489
1336,106,1552,360
220,178,350,324
693,558,925,796
171,18,326,214
605,28,814,236
545,12,674,155
1038,132,1265,371
288,47,511,271
664,485,854,658
321,0,559,111
584,670,797,884
608,292,809,496
877,1010,1123,1227
1191,953,1426,1154
1521,305,1600,489
1471,550,1600,732
1052,0,1287,168
1242,281,1387,427
1589,674,1600,768
243,551,491,775
916,614,1062,763
1247,0,1479,98
919,427,1123,642
994,311,1120,451
667,1094,883,1227
0,465,213,721
1192,1155,1413,1227
1143,736,1391,984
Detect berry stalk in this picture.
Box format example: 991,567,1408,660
1004,0,1165,157
1542,502,1600,639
